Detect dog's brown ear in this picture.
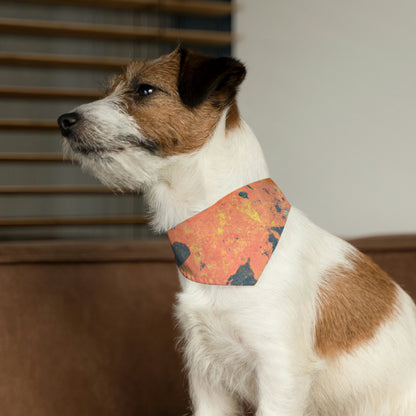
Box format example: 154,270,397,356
178,48,246,108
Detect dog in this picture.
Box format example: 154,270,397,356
58,47,416,415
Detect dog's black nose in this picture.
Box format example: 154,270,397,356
57,112,80,136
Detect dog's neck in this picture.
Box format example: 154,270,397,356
145,111,270,233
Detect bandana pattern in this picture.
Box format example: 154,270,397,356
167,178,290,286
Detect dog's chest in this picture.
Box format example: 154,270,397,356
176,288,257,394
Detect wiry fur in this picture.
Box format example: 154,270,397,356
58,48,416,415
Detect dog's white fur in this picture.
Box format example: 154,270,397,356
60,50,416,415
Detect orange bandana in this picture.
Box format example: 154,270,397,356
167,178,290,286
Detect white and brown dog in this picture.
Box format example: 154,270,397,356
58,48,416,415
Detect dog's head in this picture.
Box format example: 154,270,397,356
58,47,246,191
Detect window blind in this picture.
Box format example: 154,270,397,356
0,0,234,241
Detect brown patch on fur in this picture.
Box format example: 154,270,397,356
226,99,241,130
315,251,398,358
107,50,224,156
105,73,125,96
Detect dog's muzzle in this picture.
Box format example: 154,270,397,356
57,112,80,137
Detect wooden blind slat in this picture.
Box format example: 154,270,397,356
0,153,64,162
0,52,129,70
0,87,101,100
0,215,148,226
9,0,234,17
155,0,234,16
0,18,234,46
0,120,58,130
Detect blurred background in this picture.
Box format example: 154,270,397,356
235,0,416,238
0,0,415,240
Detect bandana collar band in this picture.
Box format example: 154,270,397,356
167,178,291,286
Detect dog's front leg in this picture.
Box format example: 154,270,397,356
254,347,312,416
189,368,241,416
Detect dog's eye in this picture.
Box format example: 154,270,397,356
134,84,156,98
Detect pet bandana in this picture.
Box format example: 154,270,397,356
167,178,290,286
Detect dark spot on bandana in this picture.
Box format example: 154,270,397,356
263,187,270,194
268,232,278,251
247,185,253,190
268,226,285,251
262,249,270,258
239,191,248,199
271,226,284,235
275,203,282,213
171,242,191,267
200,262,206,270
227,261,257,286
